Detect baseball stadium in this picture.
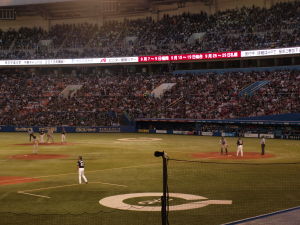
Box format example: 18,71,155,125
0,0,300,225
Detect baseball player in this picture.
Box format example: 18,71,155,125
260,136,266,155
28,128,34,142
32,135,39,154
61,128,66,143
39,129,45,143
77,156,88,184
236,138,244,157
46,128,54,143
220,137,228,155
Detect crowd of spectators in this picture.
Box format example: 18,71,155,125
0,68,299,126
0,1,299,59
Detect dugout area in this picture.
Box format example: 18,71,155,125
0,132,299,225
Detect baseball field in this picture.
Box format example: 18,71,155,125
0,132,300,225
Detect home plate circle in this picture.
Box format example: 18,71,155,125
99,193,232,211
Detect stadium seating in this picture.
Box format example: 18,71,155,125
0,69,299,126
0,2,299,126
0,1,299,59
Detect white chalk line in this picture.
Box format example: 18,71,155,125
18,191,51,199
1,163,159,183
97,181,128,188
35,162,160,179
21,181,128,192
18,181,128,199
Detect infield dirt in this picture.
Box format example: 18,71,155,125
192,152,275,160
0,176,41,186
9,154,70,160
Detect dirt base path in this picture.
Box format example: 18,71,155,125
0,176,41,186
192,152,275,160
10,154,70,160
14,142,77,146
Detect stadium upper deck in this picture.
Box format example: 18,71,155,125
0,0,299,126
0,1,299,61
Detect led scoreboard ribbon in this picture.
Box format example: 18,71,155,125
0,47,299,66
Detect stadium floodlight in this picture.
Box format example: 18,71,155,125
154,151,165,157
154,151,168,159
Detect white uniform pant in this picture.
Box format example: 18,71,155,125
47,135,54,143
237,145,243,157
40,134,45,143
33,143,38,154
61,134,66,143
78,168,88,184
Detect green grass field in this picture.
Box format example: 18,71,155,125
0,132,300,225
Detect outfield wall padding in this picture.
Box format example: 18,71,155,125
0,125,136,133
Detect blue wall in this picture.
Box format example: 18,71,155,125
0,125,136,133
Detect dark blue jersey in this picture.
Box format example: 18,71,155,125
78,160,85,168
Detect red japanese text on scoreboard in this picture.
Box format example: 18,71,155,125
138,51,241,62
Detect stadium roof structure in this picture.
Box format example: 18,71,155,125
1,0,210,19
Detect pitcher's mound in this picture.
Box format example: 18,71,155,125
10,154,70,160
192,152,275,160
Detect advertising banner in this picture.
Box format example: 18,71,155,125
138,129,149,133
0,57,139,66
259,133,274,139
0,126,132,133
173,130,185,135
139,51,241,62
241,47,300,58
221,132,236,137
1,46,299,67
156,130,167,134
244,133,259,138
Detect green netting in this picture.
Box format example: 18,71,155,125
166,159,300,225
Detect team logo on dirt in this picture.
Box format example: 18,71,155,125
99,193,232,211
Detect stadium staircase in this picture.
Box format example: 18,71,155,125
188,32,205,44
239,80,270,96
9,39,16,51
84,31,98,49
55,26,75,57
60,85,83,98
120,111,135,126
151,83,176,98
167,96,183,108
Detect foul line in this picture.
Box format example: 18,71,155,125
222,205,300,225
20,181,128,192
1,163,159,183
18,191,51,199
18,181,128,199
